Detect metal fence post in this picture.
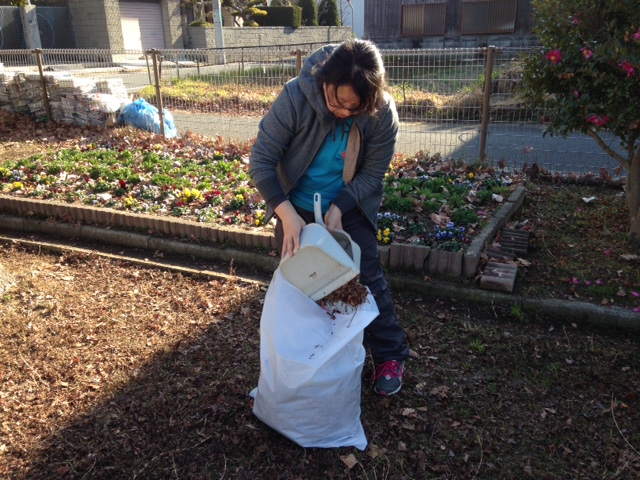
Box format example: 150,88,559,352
33,49,52,122
145,53,153,85
150,49,166,139
295,49,302,75
479,46,495,161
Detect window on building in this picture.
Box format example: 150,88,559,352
401,2,447,36
461,0,518,34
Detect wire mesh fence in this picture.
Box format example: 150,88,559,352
0,44,624,178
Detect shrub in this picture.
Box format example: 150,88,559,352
520,0,640,243
298,0,318,26
318,0,340,27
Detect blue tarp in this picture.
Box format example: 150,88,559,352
118,98,177,138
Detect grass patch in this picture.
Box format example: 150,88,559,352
136,63,528,121
510,180,640,310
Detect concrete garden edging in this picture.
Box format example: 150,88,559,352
1,228,638,333
0,186,526,280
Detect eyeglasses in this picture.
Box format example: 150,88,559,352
323,83,364,115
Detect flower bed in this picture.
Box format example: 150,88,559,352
0,129,523,257
376,154,519,252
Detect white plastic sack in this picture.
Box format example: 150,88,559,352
250,268,379,450
87,93,123,113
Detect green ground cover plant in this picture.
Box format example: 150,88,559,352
0,126,515,254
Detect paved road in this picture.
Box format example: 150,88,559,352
85,62,622,177
35,59,624,176
173,112,623,176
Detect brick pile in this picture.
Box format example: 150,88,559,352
0,72,129,127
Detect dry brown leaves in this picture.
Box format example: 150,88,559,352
0,244,263,478
1,244,640,479
0,111,109,158
319,277,369,309
2,113,640,480
0,110,254,163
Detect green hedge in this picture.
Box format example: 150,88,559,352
257,6,302,28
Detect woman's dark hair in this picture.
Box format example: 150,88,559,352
316,39,387,115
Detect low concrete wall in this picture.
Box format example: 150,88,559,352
187,26,354,49
0,187,526,281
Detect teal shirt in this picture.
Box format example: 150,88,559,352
289,119,353,214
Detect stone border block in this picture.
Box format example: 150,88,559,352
0,186,527,282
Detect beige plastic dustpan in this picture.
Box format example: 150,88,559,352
279,193,361,301
312,192,361,266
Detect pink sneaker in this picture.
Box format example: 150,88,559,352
372,360,404,396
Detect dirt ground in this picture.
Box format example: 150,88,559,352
1,241,639,479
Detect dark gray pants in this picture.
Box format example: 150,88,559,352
275,206,410,364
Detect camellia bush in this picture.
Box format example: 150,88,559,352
521,0,640,242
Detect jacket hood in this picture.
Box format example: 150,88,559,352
298,44,338,124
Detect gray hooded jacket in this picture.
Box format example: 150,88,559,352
248,44,399,229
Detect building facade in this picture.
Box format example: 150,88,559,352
364,0,539,49
0,1,539,51
1,1,350,51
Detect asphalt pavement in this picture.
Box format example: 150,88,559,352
172,112,622,177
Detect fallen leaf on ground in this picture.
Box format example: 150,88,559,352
340,454,358,469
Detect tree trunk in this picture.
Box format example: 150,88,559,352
626,158,640,247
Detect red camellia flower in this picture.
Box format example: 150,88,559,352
580,47,593,59
545,49,563,64
619,60,636,77
586,114,611,127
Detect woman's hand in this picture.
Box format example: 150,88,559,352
324,204,343,233
275,201,306,259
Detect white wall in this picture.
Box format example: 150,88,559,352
344,0,363,38
314,0,364,38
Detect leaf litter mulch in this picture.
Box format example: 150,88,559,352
1,243,639,480
1,110,640,478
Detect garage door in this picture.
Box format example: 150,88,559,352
120,0,165,50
